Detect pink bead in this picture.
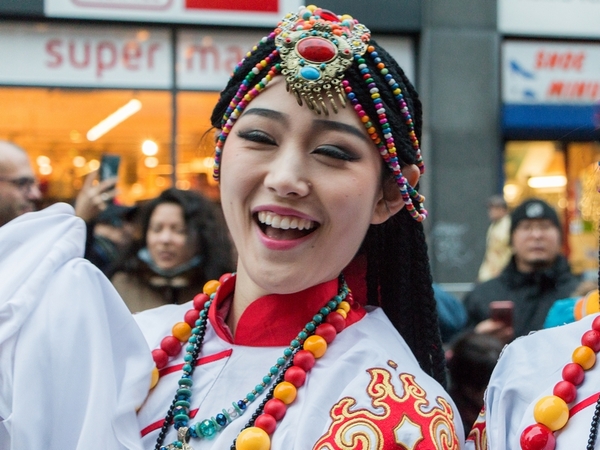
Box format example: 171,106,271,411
553,381,577,403
184,309,200,327
315,323,337,344
284,366,307,387
293,350,316,372
255,413,277,435
562,363,585,386
193,293,209,310
160,336,181,357
592,315,600,332
582,330,600,352
520,424,556,450
325,312,346,332
263,398,286,421
152,348,169,369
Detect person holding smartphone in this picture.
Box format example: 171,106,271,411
463,198,580,343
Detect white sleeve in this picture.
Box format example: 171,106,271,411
0,204,154,450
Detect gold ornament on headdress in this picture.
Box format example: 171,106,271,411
274,6,371,115
580,161,600,225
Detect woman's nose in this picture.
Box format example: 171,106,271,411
263,151,311,198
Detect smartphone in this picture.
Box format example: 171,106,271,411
99,154,121,181
489,300,514,327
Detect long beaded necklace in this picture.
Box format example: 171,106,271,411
152,274,352,450
520,315,600,450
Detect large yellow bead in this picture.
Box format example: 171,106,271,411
573,345,596,370
149,367,159,389
172,322,192,342
236,427,271,450
335,308,347,319
273,381,297,405
533,395,569,431
304,335,327,358
203,279,221,296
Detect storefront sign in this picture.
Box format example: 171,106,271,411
499,0,600,38
44,0,302,26
502,41,600,105
177,31,415,91
0,23,171,88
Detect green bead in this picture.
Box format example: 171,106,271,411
178,378,193,387
173,413,189,423
175,400,190,408
197,419,217,438
177,388,192,398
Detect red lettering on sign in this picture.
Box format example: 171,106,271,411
547,81,600,100
69,41,91,69
45,39,63,67
185,0,277,12
535,51,585,71
186,45,220,71
44,37,162,79
123,41,142,70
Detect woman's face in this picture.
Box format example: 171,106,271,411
219,77,394,296
146,202,196,271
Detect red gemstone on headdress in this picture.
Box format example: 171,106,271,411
297,37,337,63
319,9,340,22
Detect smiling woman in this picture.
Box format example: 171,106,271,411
0,5,464,450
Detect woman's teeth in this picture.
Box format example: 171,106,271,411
257,211,315,231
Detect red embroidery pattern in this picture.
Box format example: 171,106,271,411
314,368,459,450
467,407,487,450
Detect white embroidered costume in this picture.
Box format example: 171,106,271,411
466,313,600,450
0,205,464,449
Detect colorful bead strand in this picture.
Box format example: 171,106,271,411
155,275,352,450
520,315,600,450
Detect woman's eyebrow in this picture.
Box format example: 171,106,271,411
241,107,289,123
313,119,371,143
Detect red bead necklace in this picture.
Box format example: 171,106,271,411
520,315,600,450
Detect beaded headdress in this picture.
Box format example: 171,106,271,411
213,5,428,222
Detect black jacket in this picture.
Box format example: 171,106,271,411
464,255,580,338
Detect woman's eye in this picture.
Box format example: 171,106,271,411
237,130,277,145
312,145,359,162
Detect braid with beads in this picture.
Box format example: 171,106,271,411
210,31,446,386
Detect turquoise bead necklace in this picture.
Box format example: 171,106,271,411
155,275,350,450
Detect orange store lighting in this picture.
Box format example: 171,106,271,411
527,175,567,189
87,99,142,142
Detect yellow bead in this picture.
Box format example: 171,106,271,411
340,14,353,21
273,381,297,405
203,279,220,296
573,345,596,370
533,395,569,431
335,308,347,319
306,5,317,12
338,301,350,313
235,426,271,450
303,335,327,358
584,290,600,316
150,367,159,389
172,322,192,342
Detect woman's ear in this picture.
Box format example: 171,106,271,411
371,164,421,225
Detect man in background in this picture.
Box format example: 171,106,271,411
0,140,41,227
477,195,512,282
464,198,580,342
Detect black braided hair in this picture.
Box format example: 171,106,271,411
210,33,446,386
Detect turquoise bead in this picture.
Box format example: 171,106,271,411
313,314,323,323
173,413,189,423
269,366,278,375
291,339,300,348
178,378,193,387
184,354,193,362
283,348,293,357
197,419,217,438
327,300,337,309
300,66,321,81
247,392,256,401
320,307,330,315
183,364,192,373
255,384,264,393
263,375,272,384
298,331,308,340
277,357,286,366
177,388,192,398
305,323,315,332
175,400,190,408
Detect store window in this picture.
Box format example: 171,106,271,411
0,87,219,206
504,140,600,275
